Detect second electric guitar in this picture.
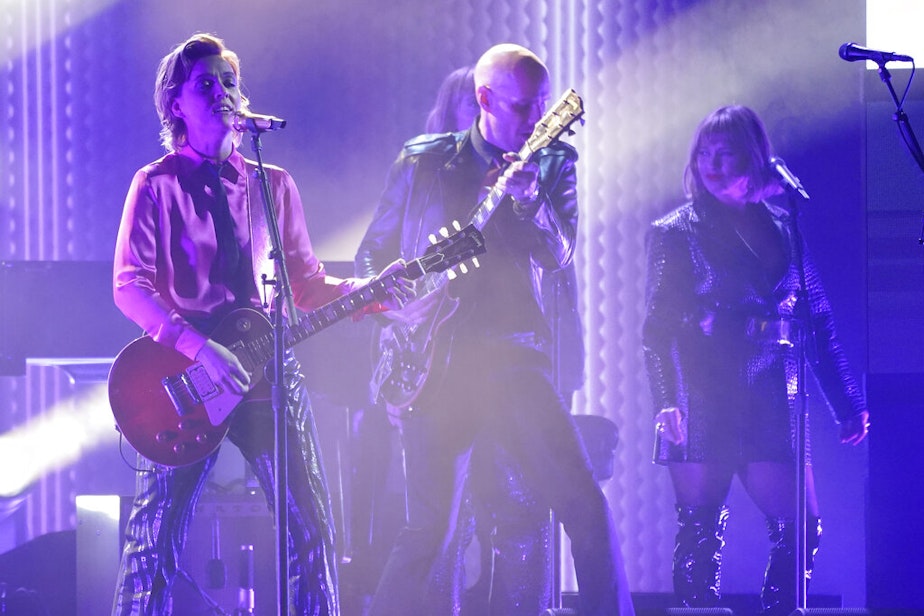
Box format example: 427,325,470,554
371,88,585,408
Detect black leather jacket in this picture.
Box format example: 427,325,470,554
643,197,867,427
356,126,579,344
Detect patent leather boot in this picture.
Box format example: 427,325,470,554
760,516,822,616
673,504,730,606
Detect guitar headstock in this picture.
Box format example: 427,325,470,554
407,222,486,279
520,88,585,159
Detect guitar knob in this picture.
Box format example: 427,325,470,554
178,418,200,431
155,431,177,443
195,433,211,444
173,442,187,454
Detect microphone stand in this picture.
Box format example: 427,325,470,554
246,129,298,616
548,271,563,611
784,186,812,613
873,61,924,174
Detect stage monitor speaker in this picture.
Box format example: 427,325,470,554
77,492,275,616
172,493,275,615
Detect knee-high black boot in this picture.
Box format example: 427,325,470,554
673,504,730,606
760,516,822,616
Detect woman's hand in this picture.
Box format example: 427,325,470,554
840,410,870,446
655,407,685,445
196,339,251,395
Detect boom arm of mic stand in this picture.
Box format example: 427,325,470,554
876,64,924,174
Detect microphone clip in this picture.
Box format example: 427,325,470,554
232,111,287,133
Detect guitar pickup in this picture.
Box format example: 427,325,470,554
162,364,218,416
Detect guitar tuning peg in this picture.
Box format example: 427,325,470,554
439,226,450,238
446,269,457,280
471,256,480,269
428,233,438,245
458,262,468,275
452,220,461,231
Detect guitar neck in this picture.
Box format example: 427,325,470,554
240,220,482,365
469,138,537,232
244,271,399,370
289,274,397,345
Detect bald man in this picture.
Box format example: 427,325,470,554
355,44,634,616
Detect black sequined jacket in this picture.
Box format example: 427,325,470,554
642,197,866,462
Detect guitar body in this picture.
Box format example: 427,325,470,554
108,309,272,467
372,291,460,408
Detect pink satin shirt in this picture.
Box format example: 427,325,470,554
114,145,352,360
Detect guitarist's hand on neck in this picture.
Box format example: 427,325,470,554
496,152,541,210
196,338,251,395
371,257,416,311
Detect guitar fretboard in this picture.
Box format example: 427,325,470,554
237,276,393,374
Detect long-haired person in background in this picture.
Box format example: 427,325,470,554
425,65,480,134
642,105,869,615
110,33,409,615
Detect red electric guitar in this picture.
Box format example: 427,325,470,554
108,224,485,467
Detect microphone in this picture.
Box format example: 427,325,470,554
205,517,226,589
838,42,913,64
232,110,287,132
769,156,810,200
235,544,255,615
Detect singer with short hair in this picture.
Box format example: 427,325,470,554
642,104,869,615
110,32,410,615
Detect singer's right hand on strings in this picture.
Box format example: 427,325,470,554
196,339,251,394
